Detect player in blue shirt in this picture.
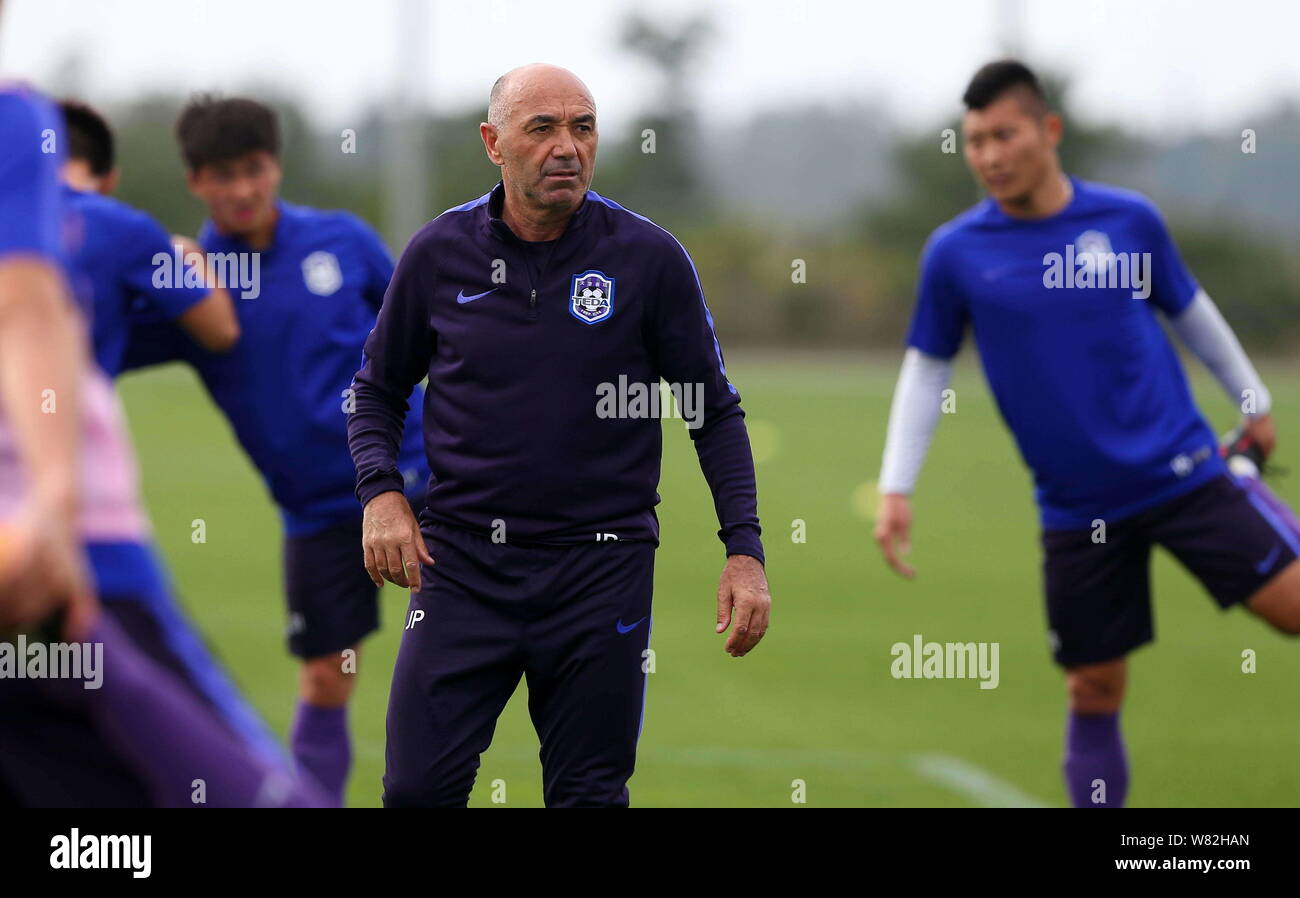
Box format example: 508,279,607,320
57,101,239,377
121,96,427,804
875,61,1300,807
0,83,327,807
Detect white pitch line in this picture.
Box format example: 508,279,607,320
911,753,1053,808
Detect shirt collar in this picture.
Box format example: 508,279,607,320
981,175,1083,227
484,180,595,243
201,198,291,254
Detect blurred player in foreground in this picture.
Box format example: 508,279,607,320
0,82,327,807
48,98,282,770
874,60,1300,807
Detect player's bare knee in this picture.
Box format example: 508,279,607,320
299,652,356,706
1255,599,1300,635
1065,663,1125,713
1245,573,1300,636
1264,610,1300,636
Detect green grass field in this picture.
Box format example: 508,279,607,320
116,353,1300,807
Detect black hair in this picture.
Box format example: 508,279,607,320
58,100,115,175
176,95,280,171
962,60,1049,115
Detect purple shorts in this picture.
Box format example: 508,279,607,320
1041,473,1300,667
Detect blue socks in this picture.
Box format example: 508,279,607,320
290,701,351,806
1063,710,1128,807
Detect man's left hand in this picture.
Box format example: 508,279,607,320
716,554,770,657
1243,413,1277,460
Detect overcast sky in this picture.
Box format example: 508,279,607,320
3,0,1297,138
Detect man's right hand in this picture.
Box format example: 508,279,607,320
874,492,915,579
362,491,434,590
0,505,98,641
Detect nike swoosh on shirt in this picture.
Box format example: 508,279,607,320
456,288,498,304
1255,544,1281,575
616,616,647,635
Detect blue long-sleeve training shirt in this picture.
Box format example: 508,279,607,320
348,182,764,562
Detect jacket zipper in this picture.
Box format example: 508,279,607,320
525,238,561,322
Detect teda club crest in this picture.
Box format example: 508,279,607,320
570,270,615,324
302,251,343,296
1074,229,1112,260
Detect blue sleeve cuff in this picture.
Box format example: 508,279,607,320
724,528,765,566
356,472,406,509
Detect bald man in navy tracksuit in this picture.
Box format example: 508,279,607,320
347,64,772,807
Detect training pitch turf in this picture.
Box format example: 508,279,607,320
116,353,1300,807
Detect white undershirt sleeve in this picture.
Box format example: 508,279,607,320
1168,288,1271,417
877,347,954,496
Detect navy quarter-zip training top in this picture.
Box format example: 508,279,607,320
348,182,764,562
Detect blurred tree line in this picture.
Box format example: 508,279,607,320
89,18,1300,352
